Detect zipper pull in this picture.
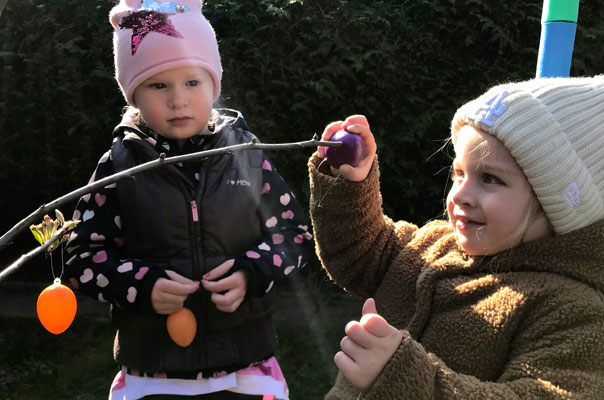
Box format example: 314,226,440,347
191,200,199,222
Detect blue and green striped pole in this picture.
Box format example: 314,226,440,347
536,0,580,78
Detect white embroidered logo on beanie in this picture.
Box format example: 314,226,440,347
562,182,581,209
470,91,509,128
139,0,190,13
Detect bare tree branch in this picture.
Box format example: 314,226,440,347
0,137,339,282
0,224,70,283
0,0,8,17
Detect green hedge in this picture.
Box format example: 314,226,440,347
1,0,603,278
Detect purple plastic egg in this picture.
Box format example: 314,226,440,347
325,130,365,168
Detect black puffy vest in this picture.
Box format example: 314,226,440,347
110,110,278,374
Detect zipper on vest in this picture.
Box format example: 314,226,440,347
186,195,204,368
191,200,199,222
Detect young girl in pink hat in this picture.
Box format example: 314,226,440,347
64,1,313,398
309,75,604,399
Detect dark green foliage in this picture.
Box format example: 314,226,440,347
1,0,603,278
204,0,603,221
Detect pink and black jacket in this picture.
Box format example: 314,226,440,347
65,109,313,377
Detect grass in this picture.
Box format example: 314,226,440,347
0,276,361,400
0,315,116,400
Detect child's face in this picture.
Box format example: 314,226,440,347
133,66,214,141
447,125,550,256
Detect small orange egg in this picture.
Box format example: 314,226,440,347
167,307,197,347
36,278,77,334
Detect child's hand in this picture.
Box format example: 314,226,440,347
318,115,377,182
334,298,403,391
151,270,200,314
201,259,247,313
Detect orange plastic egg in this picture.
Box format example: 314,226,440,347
36,278,77,334
167,307,197,347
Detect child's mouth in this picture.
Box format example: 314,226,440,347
168,117,191,126
455,216,484,230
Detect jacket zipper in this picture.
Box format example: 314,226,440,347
124,131,206,368
191,200,199,222
187,193,204,369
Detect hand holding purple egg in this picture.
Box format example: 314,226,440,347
325,129,365,168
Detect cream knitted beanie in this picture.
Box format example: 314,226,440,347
451,75,604,235
110,0,222,106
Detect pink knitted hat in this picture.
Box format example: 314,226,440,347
110,0,222,106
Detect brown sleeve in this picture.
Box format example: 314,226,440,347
308,153,417,299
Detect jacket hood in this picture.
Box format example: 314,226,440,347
113,108,246,139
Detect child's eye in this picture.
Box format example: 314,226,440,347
483,173,504,185
150,83,166,89
451,168,464,180
187,80,199,87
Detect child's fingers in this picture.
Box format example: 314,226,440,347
345,123,371,140
160,277,200,296
203,270,247,312
360,313,393,338
202,259,235,281
338,157,373,182
209,285,245,312
210,289,243,311
165,270,197,285
209,291,230,307
326,120,376,183
318,121,344,158
343,114,369,129
202,267,246,293
345,123,377,156
321,121,345,141
152,277,195,314
344,320,376,348
201,275,232,293
334,351,368,390
155,291,188,305
361,298,377,316
339,334,366,360
333,350,358,375
151,287,187,314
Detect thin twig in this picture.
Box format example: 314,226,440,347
0,137,340,281
0,0,8,17
0,224,70,283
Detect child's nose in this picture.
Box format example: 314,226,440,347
169,90,187,109
450,179,476,207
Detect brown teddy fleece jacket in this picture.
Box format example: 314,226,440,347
308,154,604,399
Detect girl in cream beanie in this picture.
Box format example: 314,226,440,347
451,75,604,235
308,75,604,399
